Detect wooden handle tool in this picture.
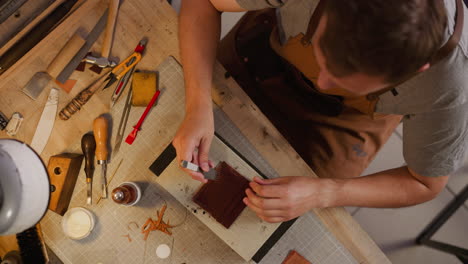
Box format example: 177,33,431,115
59,69,111,120
101,0,120,58
93,115,110,198
81,133,96,205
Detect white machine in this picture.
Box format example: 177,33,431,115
0,139,50,235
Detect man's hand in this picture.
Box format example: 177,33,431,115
243,176,334,223
173,106,214,183
176,0,244,181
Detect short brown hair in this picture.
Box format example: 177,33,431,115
320,0,447,83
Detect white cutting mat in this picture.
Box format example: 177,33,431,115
41,56,248,264
41,56,358,264
157,136,281,261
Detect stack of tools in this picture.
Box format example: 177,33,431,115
59,50,142,120
111,38,147,107
112,39,148,154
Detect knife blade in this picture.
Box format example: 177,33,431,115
30,88,59,154
180,160,217,180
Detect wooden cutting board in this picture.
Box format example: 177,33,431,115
156,135,281,261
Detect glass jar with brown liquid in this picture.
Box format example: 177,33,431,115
111,182,141,206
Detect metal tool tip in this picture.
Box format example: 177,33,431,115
139,37,148,46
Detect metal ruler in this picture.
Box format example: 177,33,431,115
0,0,27,23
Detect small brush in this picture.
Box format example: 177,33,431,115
125,90,161,145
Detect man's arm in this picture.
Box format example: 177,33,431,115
179,0,245,109
244,166,448,222
332,166,448,207
173,0,245,181
334,166,448,208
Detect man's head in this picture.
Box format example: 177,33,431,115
312,0,447,95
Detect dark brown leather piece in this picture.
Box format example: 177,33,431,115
192,162,250,228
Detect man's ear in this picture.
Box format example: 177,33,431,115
418,63,431,73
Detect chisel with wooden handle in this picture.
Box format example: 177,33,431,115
93,115,109,198
59,51,140,120
81,133,96,205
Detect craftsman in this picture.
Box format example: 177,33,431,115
173,0,468,223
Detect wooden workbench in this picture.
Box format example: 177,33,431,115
0,0,389,263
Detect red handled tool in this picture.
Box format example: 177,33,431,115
111,38,147,107
125,90,161,145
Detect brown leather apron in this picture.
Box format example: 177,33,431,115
217,0,463,178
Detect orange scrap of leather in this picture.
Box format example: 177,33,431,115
141,205,174,241
282,250,311,264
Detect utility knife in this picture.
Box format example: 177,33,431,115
180,160,217,180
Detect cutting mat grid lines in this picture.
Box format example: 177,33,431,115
258,212,357,264
42,57,357,264
42,57,246,264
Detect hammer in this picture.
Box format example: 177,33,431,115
84,0,120,73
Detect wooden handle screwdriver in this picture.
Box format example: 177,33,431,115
81,133,96,205
93,115,109,198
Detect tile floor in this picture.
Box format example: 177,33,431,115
170,2,468,263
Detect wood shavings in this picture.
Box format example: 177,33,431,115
121,234,132,242
141,205,174,241
128,221,139,231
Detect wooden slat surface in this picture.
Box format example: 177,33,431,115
0,235,18,257
0,0,53,49
0,0,389,263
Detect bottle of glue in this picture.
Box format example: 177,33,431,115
111,182,142,206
